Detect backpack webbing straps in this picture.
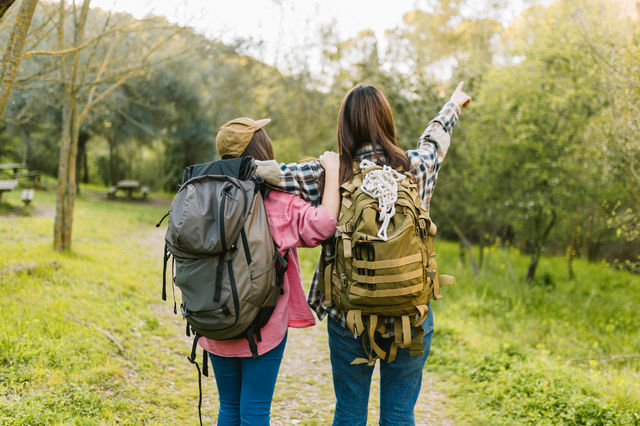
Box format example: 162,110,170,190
202,348,209,377
410,325,425,357
368,315,386,361
342,234,353,259
171,256,177,314
245,327,259,359
429,259,443,300
323,264,332,305
187,334,204,426
162,243,169,301
345,310,364,336
275,250,289,289
413,305,429,327
401,316,412,348
387,343,398,363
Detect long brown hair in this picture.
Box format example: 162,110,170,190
337,84,409,183
241,129,275,161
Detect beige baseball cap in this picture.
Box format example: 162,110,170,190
215,117,271,158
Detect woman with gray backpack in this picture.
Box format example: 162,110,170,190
274,82,471,425
202,118,342,425
165,116,341,425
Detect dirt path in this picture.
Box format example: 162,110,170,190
146,227,453,425
273,323,453,425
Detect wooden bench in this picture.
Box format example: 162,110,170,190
0,180,18,203
21,189,34,206
0,163,27,178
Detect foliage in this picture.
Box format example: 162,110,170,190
0,189,218,423
427,239,640,424
1,190,638,423
1,0,638,270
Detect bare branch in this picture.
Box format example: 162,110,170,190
67,315,124,353
85,31,121,106
79,25,187,122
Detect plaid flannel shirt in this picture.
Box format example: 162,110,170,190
278,101,461,327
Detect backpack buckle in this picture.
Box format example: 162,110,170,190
418,217,429,237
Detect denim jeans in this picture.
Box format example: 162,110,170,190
327,305,434,426
208,333,287,426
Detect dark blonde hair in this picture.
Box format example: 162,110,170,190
236,129,275,161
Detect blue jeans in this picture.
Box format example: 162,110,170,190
327,305,434,426
208,334,287,426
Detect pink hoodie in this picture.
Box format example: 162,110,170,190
199,190,337,357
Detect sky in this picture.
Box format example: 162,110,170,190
89,0,540,74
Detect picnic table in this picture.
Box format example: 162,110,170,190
0,163,28,178
116,180,140,199
106,180,149,200
0,180,18,203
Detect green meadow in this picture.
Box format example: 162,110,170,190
1,188,638,424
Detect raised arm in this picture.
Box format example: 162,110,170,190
408,81,471,211
418,82,470,157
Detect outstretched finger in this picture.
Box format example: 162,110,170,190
455,81,465,93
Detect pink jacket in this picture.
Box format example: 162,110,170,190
199,190,337,357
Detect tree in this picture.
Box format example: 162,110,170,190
15,1,187,250
0,0,38,116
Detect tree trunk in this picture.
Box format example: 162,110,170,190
450,220,479,276
0,0,39,116
76,130,89,187
54,91,79,250
54,93,72,250
108,137,117,185
53,0,89,251
526,209,557,282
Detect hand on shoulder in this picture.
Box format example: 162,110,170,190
319,151,340,177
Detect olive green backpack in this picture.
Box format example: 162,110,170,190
319,160,455,364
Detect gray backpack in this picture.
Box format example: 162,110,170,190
158,157,287,423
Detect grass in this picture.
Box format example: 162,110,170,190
423,241,640,424
0,188,211,424
1,186,639,424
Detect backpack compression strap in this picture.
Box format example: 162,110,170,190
187,334,209,426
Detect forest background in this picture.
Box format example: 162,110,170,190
1,0,639,279
2,0,639,279
0,0,639,423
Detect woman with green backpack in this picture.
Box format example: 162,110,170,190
275,82,471,425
